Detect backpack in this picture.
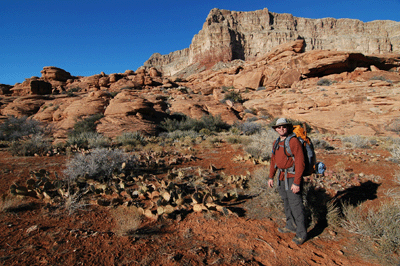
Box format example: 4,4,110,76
272,124,316,176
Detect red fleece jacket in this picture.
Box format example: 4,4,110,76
269,136,305,185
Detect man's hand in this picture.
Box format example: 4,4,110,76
268,179,274,188
291,184,300,194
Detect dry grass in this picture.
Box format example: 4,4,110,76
340,135,372,149
325,199,342,228
62,188,90,216
242,129,277,161
0,195,26,212
110,206,143,236
243,167,284,220
342,200,400,265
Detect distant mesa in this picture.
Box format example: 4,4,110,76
144,8,400,78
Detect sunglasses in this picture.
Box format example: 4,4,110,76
275,125,288,129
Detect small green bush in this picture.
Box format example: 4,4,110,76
67,132,110,149
370,76,392,83
160,113,230,133
222,90,243,103
159,130,201,141
69,113,104,137
316,78,334,86
234,121,264,135
0,116,44,141
116,131,146,147
312,138,334,150
9,135,51,156
225,135,244,144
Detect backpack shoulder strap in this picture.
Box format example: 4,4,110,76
272,137,280,155
284,133,297,157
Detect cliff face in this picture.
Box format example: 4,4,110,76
144,8,400,75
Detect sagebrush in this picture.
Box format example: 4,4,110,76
63,148,135,181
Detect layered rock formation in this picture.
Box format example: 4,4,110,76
1,39,399,139
1,8,400,139
144,8,400,76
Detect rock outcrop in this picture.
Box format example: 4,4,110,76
144,8,400,76
1,8,400,139
185,39,400,90
41,66,73,82
11,78,53,96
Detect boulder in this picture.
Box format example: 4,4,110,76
1,95,48,117
97,90,164,137
0,84,13,95
41,66,73,82
10,79,53,96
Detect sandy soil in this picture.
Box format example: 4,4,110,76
0,139,398,265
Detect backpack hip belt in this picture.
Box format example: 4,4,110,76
276,167,295,191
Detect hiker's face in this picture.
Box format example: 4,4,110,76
275,125,288,136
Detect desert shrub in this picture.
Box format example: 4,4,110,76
246,167,269,196
342,200,400,264
385,118,400,134
316,78,334,86
110,206,143,236
0,116,45,141
247,117,258,122
341,135,371,149
221,90,243,103
326,200,342,228
243,168,284,219
159,113,187,132
110,91,119,98
116,131,146,147
225,135,245,144
120,86,135,90
63,189,90,215
159,130,201,141
68,87,81,92
312,138,334,150
67,132,110,149
389,144,400,163
63,148,134,181
9,134,52,156
160,113,230,133
370,75,392,83
69,113,104,137
199,128,212,136
200,115,230,132
243,129,277,160
234,121,264,135
244,108,256,114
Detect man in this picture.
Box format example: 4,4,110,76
268,118,307,245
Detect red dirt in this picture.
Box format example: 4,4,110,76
0,140,398,265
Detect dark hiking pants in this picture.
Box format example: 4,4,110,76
278,177,307,240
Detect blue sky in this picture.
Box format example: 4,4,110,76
1,0,399,85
